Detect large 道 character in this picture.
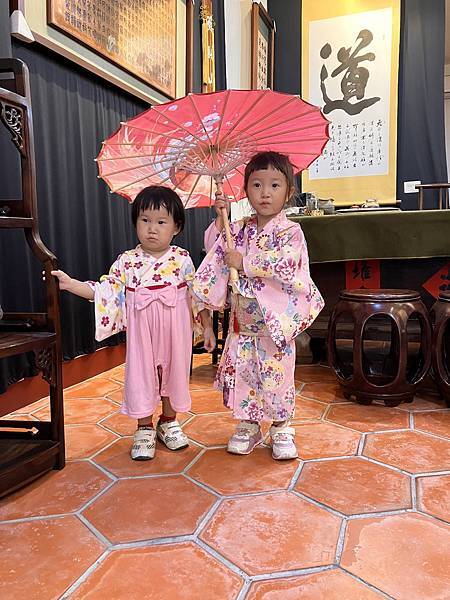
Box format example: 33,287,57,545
320,29,381,116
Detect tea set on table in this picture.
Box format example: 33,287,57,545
290,193,399,216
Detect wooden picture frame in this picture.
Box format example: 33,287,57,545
47,0,178,99
251,2,275,90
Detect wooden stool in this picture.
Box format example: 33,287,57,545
328,289,432,406
430,291,450,406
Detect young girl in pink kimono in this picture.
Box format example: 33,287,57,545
52,186,215,461
193,152,323,460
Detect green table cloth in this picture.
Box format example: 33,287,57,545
291,209,450,263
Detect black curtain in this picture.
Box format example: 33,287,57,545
268,0,301,95
0,2,11,57
0,11,214,393
268,0,447,206
0,41,148,392
397,0,447,209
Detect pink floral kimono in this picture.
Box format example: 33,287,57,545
193,213,324,422
87,245,203,419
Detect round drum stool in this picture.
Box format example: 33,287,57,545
328,289,432,406
430,291,450,406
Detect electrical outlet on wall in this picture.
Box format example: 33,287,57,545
403,180,421,193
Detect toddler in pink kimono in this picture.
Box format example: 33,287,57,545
52,186,215,461
193,152,323,460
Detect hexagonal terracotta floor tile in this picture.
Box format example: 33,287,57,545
296,457,411,515
65,424,118,460
105,364,125,383
0,414,35,433
417,474,450,523
93,437,201,477
414,410,450,439
99,412,137,436
0,516,105,600
363,430,450,473
70,542,242,599
64,377,121,399
82,476,215,543
341,513,450,600
188,448,297,495
294,422,360,460
0,462,111,521
200,492,341,575
395,391,446,412
299,382,348,403
246,568,383,599
189,363,217,389
105,388,123,405
295,365,337,384
189,389,228,413
32,397,117,425
293,396,327,421
1,413,34,421
15,397,48,413
183,413,237,446
100,411,192,436
326,403,409,432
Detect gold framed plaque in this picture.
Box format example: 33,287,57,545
47,0,177,98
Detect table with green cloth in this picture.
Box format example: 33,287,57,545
288,209,450,356
290,209,450,263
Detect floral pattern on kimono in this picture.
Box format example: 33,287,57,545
86,244,203,342
193,213,324,422
86,245,205,418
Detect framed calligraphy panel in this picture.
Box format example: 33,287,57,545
251,3,275,90
301,1,400,205
47,0,177,98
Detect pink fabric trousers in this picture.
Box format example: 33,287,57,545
121,285,193,419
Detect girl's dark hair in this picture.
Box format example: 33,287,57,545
244,151,296,195
131,185,185,231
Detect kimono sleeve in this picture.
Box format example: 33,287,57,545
182,254,206,317
192,222,240,310
86,255,127,341
243,225,324,349
204,221,221,252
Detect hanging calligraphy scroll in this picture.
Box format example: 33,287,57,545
301,1,400,205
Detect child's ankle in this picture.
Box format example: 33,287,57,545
158,414,176,424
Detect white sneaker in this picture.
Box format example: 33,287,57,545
131,427,156,460
270,422,298,460
227,421,262,455
156,419,189,450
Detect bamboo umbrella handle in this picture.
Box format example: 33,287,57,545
220,207,239,282
214,175,239,283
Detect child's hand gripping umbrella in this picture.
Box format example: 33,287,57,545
96,89,329,284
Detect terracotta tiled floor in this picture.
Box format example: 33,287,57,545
1,356,449,599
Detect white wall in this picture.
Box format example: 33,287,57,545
224,0,268,90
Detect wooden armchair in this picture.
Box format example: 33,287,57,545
0,58,65,497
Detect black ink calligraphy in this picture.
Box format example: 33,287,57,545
320,29,380,115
